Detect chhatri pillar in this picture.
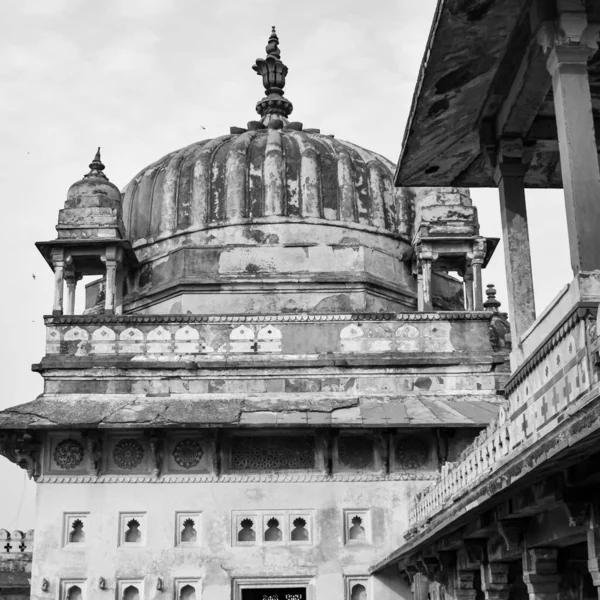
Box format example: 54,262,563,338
522,548,560,600
493,139,536,342
540,1,600,274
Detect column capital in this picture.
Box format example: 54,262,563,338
546,44,596,76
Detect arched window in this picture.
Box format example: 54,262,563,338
180,585,196,600
69,519,85,543
264,518,282,542
238,518,256,542
349,516,365,541
125,519,141,543
181,518,197,543
291,517,309,541
351,583,367,600
67,585,82,600
123,585,139,600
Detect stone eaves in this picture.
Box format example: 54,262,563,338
0,394,503,429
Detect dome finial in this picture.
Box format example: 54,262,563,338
86,147,107,179
253,27,293,123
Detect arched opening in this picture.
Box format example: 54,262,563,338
180,585,196,600
291,517,309,541
123,586,139,600
349,516,366,541
69,519,85,543
264,517,282,542
67,585,82,600
124,519,141,543
181,518,197,542
238,518,256,542
351,583,367,600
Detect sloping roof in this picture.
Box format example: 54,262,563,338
396,0,600,188
0,394,503,429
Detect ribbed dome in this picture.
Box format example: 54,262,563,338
122,128,413,249
123,128,411,246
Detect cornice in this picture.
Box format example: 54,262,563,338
45,311,492,326
36,472,438,484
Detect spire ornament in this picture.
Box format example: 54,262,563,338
253,27,293,123
85,147,107,179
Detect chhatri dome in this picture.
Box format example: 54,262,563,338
42,28,488,317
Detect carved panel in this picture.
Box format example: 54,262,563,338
113,439,144,470
395,435,430,470
173,439,203,470
230,436,315,471
337,436,374,470
54,439,85,470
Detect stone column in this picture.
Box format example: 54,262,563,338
544,11,600,273
452,569,478,600
422,259,433,312
413,573,431,600
587,495,600,599
472,260,484,311
522,548,560,600
494,160,536,341
64,275,80,316
51,251,65,316
481,562,510,600
114,269,125,316
463,268,474,311
104,259,116,315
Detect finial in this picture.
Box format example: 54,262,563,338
85,147,107,179
483,284,501,311
266,26,281,59
253,27,293,123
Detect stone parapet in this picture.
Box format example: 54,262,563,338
407,296,597,527
42,311,498,361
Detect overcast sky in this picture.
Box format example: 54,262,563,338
0,0,570,528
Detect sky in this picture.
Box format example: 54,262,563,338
0,0,571,529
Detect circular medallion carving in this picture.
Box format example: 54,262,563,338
338,436,373,470
54,439,85,469
395,436,429,470
173,439,203,469
113,439,144,469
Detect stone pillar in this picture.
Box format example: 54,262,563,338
64,275,80,316
114,269,125,316
587,495,600,599
413,573,431,600
52,252,65,316
494,160,536,341
544,10,600,273
463,268,474,311
452,569,478,600
481,563,510,600
422,259,433,312
472,260,483,311
522,548,560,600
104,259,116,314
417,272,425,312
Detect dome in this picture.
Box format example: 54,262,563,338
118,29,424,315
122,128,413,250
66,149,121,209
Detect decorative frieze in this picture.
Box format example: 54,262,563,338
42,312,496,360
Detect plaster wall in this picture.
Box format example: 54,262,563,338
31,480,423,600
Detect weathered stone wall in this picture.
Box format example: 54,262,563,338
30,480,419,600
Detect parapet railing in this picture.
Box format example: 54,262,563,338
0,530,34,554
408,306,597,528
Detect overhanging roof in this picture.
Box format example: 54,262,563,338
397,0,600,188
0,394,503,429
